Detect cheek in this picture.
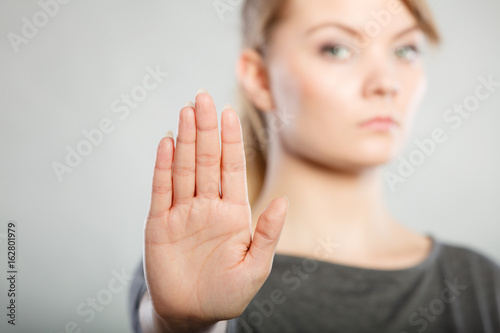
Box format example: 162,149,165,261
276,60,367,164
300,67,363,149
293,61,360,131
269,43,360,128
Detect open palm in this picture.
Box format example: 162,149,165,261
143,90,288,325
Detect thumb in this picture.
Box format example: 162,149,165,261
245,196,289,281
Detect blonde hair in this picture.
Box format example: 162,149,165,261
236,0,441,205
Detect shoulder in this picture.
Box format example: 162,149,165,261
435,237,500,283
438,238,500,269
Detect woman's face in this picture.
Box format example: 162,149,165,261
264,0,427,171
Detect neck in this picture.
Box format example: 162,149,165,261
250,143,405,259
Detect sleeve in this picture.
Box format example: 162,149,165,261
128,257,148,333
226,318,239,333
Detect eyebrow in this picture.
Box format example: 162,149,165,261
305,22,421,40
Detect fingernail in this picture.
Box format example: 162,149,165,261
223,103,233,111
184,101,195,108
166,130,174,138
196,87,208,96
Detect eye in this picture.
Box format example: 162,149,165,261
395,45,421,61
321,44,352,60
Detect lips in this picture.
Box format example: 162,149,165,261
359,117,397,131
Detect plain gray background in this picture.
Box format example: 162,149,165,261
0,0,499,332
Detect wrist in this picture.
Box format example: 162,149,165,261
156,314,218,333
140,290,219,333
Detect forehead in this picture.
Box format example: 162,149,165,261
283,0,417,33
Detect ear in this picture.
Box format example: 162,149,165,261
236,48,275,112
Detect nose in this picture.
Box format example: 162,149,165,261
363,61,401,100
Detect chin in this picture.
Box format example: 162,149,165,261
314,149,396,174
348,139,403,168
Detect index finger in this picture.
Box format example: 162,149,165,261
148,135,174,220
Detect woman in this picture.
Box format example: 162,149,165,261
129,0,500,332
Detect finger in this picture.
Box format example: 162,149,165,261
220,104,249,206
148,135,174,220
194,89,221,199
245,197,289,282
172,103,196,205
